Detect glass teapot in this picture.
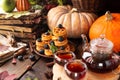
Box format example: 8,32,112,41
81,34,120,73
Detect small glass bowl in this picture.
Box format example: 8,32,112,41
54,51,76,66
64,60,87,80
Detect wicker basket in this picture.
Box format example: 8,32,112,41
71,0,106,13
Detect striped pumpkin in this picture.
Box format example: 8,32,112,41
16,0,31,11
47,5,97,38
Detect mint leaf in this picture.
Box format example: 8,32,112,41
50,43,58,53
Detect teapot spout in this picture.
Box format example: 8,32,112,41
81,34,89,51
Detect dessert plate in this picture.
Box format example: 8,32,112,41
34,41,75,59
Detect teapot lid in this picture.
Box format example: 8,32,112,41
90,34,113,54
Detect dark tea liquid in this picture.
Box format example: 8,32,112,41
57,52,73,59
67,62,86,72
82,52,120,73
65,60,87,80
54,51,76,66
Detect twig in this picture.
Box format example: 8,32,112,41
29,41,34,53
46,61,55,67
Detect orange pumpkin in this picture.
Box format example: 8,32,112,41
47,6,97,38
89,11,120,53
16,0,31,11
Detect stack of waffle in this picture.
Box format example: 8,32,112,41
35,24,73,56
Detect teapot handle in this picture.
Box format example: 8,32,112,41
81,34,89,51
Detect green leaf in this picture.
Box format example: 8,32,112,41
25,77,32,80
48,30,53,35
32,5,43,10
57,0,66,5
50,43,58,53
34,77,39,80
57,0,63,5
5,11,31,18
29,0,37,5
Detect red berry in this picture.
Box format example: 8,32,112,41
45,4,56,11
26,65,32,70
12,58,17,64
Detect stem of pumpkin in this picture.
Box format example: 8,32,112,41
70,8,78,13
105,11,113,21
57,0,66,5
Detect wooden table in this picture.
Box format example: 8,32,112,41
0,39,120,80
0,53,54,80
1,57,120,80
20,57,53,80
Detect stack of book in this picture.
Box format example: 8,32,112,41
0,12,42,42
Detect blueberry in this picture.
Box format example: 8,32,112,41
49,40,54,45
29,55,36,61
39,49,44,54
17,55,23,61
44,32,50,35
58,24,63,28
37,38,41,42
44,44,49,49
60,46,65,50
58,36,64,42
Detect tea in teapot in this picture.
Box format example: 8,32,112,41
81,34,120,73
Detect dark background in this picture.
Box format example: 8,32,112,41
66,0,120,16
106,0,120,12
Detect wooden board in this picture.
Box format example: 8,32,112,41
52,63,120,80
20,58,53,80
0,30,36,39
0,52,40,79
0,20,24,25
0,24,39,33
87,69,120,80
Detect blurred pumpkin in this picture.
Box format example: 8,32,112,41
47,5,97,38
89,11,120,53
71,0,106,14
16,0,31,11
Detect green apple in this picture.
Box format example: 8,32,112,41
0,0,15,13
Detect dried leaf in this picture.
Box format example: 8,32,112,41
0,71,9,80
0,71,16,80
25,77,32,80
4,74,17,80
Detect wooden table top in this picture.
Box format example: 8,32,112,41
0,39,120,80
1,56,120,80
0,52,54,80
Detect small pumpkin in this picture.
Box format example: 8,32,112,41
16,0,31,11
47,5,97,38
89,11,120,53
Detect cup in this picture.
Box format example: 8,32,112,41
54,51,76,66
64,60,87,80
